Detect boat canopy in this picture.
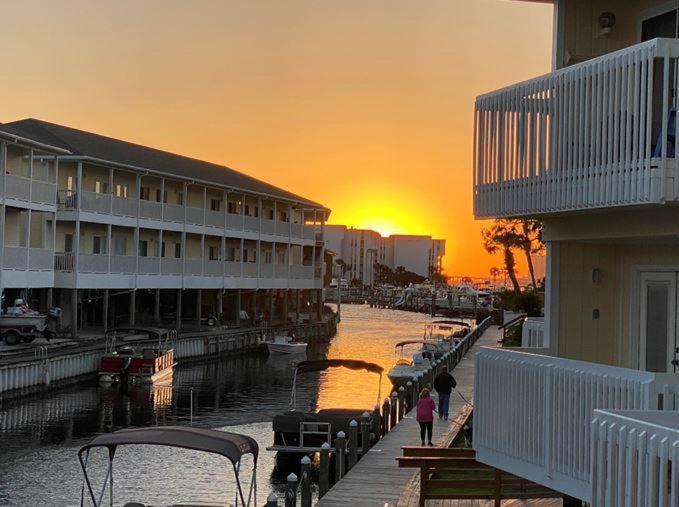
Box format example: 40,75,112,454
430,320,471,327
295,359,383,375
78,426,258,464
395,340,439,349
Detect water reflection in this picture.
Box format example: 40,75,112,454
0,305,432,506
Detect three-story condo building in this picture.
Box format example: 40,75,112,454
0,119,328,334
474,1,679,505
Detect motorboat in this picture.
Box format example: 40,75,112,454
0,299,48,345
99,327,177,385
269,359,383,456
423,319,472,352
387,343,434,388
266,335,308,355
78,426,259,506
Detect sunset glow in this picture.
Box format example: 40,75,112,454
0,0,553,277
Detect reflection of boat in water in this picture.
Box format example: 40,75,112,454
268,359,383,456
99,327,177,385
387,341,436,388
266,335,308,355
78,426,259,506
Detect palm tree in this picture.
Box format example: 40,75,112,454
482,222,522,294
489,266,501,285
514,219,543,290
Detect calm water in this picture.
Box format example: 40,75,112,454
0,305,433,506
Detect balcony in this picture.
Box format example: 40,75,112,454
3,247,54,271
474,38,679,218
5,175,57,207
140,199,163,220
81,191,111,214
473,347,679,503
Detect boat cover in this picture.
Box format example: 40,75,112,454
431,320,471,327
295,359,383,375
78,426,258,464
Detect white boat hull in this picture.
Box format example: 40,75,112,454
267,342,308,355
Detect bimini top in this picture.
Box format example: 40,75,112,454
431,320,471,327
78,426,258,464
295,359,383,375
395,340,440,349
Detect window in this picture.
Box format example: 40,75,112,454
64,234,73,253
92,236,106,255
176,192,183,205
211,199,221,211
113,237,127,255
174,243,181,259
115,184,128,198
243,249,249,263
66,176,74,192
138,240,148,257
225,247,236,262
94,180,108,194
268,209,275,220
209,246,220,261
140,187,150,200
227,201,238,214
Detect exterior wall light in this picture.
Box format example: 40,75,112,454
598,12,616,37
592,267,602,285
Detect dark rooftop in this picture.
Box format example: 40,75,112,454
0,118,326,210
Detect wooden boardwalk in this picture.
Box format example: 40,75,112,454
317,326,502,507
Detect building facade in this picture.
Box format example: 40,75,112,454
472,1,679,504
0,119,328,334
324,224,445,286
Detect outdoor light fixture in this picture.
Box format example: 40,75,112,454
592,267,602,285
598,12,616,36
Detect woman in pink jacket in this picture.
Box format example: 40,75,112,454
416,388,436,446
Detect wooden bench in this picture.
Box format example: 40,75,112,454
397,447,561,507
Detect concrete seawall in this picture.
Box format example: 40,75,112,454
0,317,337,400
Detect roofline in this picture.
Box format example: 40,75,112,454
0,129,71,155
56,154,329,212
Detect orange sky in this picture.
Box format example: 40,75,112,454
1,0,552,277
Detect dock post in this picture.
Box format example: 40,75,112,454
348,420,358,470
398,386,406,420
390,391,398,427
381,398,390,435
285,473,298,507
266,493,278,507
372,404,381,442
335,431,347,481
411,376,419,408
319,442,331,497
361,411,371,456
300,455,312,507
405,381,413,413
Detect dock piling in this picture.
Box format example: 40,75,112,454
285,473,297,507
348,420,358,470
319,442,331,498
300,455,312,507
390,391,398,428
405,381,413,412
266,493,278,507
335,431,347,482
381,398,390,435
398,386,406,420
361,411,371,456
372,404,381,442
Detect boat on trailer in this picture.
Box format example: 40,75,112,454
268,359,383,456
99,327,177,385
78,426,259,506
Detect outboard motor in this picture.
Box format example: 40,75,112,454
119,356,133,393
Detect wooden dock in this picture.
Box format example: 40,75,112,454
317,326,502,507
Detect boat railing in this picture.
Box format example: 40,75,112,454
299,421,332,448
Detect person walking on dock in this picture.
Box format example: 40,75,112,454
416,388,436,446
433,365,456,421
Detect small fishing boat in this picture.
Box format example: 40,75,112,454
387,341,436,388
423,319,471,352
99,327,177,385
266,335,308,355
0,299,48,345
78,426,259,506
268,359,383,456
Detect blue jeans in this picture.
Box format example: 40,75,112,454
438,393,450,419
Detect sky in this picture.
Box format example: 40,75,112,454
1,0,553,277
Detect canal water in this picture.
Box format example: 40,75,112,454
0,305,433,506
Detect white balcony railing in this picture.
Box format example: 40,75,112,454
110,255,136,273
205,210,224,228
31,180,57,205
591,409,679,507
138,256,160,274
225,261,241,276
111,196,138,217
185,206,204,225
521,317,545,347
184,259,203,275
27,248,54,270
79,253,109,273
227,213,243,230
274,264,288,278
243,262,258,277
204,260,222,276
244,216,259,232
161,257,183,275
5,175,31,202
261,218,275,235
474,347,679,502
260,263,273,278
474,38,679,218
54,252,74,271
163,203,184,222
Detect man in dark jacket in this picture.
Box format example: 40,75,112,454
433,365,456,420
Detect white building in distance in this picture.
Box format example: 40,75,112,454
325,225,445,286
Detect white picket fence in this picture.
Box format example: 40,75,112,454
521,317,545,347
473,347,679,502
591,409,679,507
474,37,679,218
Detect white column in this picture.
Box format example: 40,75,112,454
108,167,114,213
74,162,83,275
107,223,112,273
200,233,205,276
544,241,558,354
0,142,6,294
